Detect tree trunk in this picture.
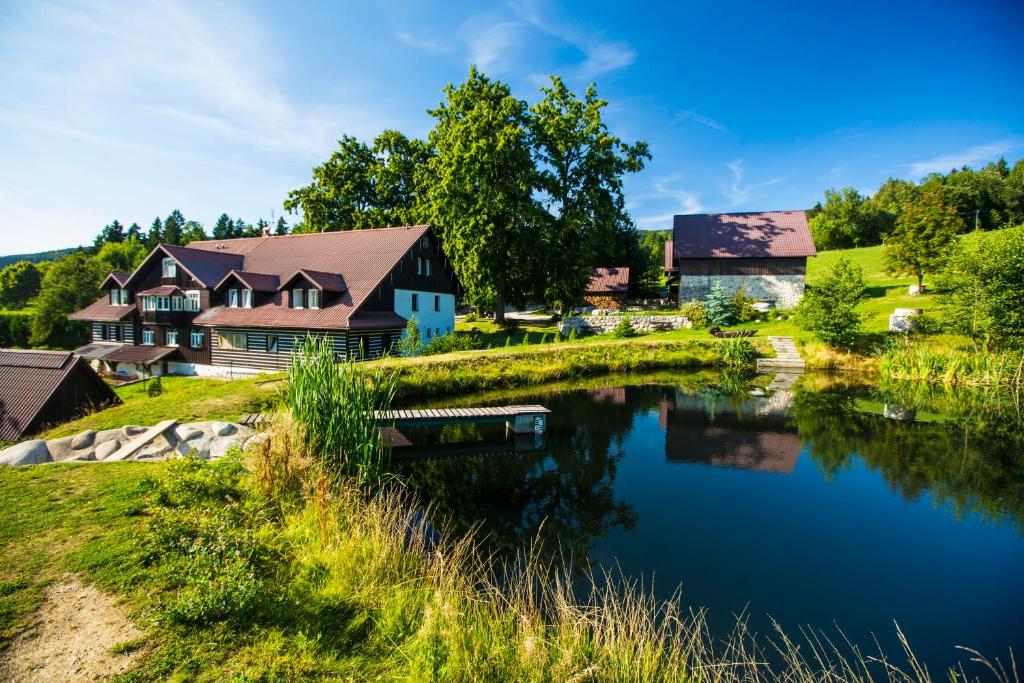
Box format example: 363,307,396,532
917,274,924,292
494,271,507,325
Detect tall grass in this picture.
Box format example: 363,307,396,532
716,338,757,368
287,335,397,482
879,339,1024,388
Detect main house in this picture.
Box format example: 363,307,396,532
664,211,816,309
70,225,458,377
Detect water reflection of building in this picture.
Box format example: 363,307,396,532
659,386,801,474
588,386,627,405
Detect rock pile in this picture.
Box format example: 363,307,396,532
0,420,260,466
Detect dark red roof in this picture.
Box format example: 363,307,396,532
103,345,179,364
137,285,182,296
156,244,243,287
586,267,630,294
101,272,131,288
0,349,119,440
68,298,136,322
671,211,816,259
281,269,346,292
214,270,281,292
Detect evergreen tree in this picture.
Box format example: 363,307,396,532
274,216,289,235
233,217,248,238
163,210,186,245
255,217,270,235
704,281,734,326
94,220,125,249
146,217,163,248
126,222,143,242
212,213,234,239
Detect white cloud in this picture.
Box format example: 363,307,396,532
457,18,527,72
634,175,703,227
907,140,1017,176
395,29,457,55
674,110,727,132
722,160,781,206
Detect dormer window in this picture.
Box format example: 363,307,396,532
242,289,252,308
228,289,239,308
308,289,320,309
162,258,177,278
110,289,121,305
291,289,304,308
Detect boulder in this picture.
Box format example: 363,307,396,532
92,429,121,446
70,430,96,450
211,421,237,437
45,435,77,460
122,425,147,437
1,440,53,466
94,440,121,460
174,425,205,442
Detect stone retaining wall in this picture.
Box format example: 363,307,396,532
560,314,691,335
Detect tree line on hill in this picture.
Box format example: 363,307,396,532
808,157,1024,251
284,68,659,321
92,210,290,251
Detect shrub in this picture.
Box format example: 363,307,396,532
729,285,758,323
704,281,734,326
0,311,31,347
716,338,757,368
679,300,707,328
613,317,638,338
421,332,484,356
463,312,478,323
147,375,163,398
396,317,422,357
796,256,866,348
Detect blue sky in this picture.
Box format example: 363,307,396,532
1,0,1022,254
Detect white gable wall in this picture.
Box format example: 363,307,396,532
394,288,455,345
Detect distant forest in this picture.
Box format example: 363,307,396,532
0,247,78,269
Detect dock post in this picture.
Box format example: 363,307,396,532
507,412,546,434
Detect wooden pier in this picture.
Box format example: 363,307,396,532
374,405,551,434
241,405,552,434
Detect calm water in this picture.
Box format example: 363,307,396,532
394,373,1024,674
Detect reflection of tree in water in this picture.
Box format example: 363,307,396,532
793,383,1024,531
397,386,670,564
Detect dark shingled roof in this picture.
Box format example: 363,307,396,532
190,226,431,330
137,285,183,296
214,270,281,292
671,211,816,259
159,244,243,287
586,267,630,294
101,272,131,288
103,345,179,364
0,349,119,440
68,298,136,323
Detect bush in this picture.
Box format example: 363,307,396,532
396,317,422,357
796,256,866,348
0,311,31,347
704,281,734,326
421,332,484,356
716,338,757,368
147,375,163,398
613,317,638,338
729,286,758,323
463,312,478,323
679,300,708,328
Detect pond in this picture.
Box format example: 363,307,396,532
393,371,1024,675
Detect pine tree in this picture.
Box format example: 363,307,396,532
233,218,248,238
704,281,734,326
255,217,270,235
213,213,233,239
274,216,289,235
163,210,186,245
146,217,163,248
126,223,143,242
94,220,125,249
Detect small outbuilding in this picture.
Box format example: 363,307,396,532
665,211,816,309
0,349,121,440
584,267,630,310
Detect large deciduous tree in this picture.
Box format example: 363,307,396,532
809,187,887,250
0,261,43,309
797,256,866,348
528,77,649,312
424,68,540,323
95,240,148,274
883,189,962,290
29,252,104,347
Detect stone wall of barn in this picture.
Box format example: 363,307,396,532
676,275,805,309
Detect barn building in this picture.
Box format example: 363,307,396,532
665,211,816,309
0,349,120,440
583,267,630,310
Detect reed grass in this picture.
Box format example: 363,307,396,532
879,339,1024,389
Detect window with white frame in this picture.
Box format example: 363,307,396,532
172,296,183,311
218,331,246,350
120,289,129,305
241,289,252,308
190,329,204,348
228,289,239,308
166,330,179,346
162,258,177,278
186,290,201,312
157,296,170,311
110,289,120,305
142,296,154,311
142,329,155,345
291,289,304,308
416,257,423,275
425,259,431,276
308,288,320,309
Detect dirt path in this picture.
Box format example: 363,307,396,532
0,575,145,682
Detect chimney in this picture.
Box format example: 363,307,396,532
261,224,271,237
